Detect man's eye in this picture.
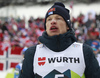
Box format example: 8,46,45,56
47,18,51,21
57,17,62,20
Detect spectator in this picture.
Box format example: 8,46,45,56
2,22,9,33
0,29,3,42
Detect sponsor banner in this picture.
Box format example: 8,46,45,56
8,59,22,69
8,47,23,58
0,47,23,71
0,48,6,58
0,60,6,71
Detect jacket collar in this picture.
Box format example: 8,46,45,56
38,31,77,52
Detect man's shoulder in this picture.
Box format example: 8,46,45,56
73,42,91,48
74,42,93,54
72,42,83,46
28,45,36,49
83,43,94,59
83,43,92,50
25,45,37,57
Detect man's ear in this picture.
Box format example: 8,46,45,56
66,26,69,31
67,27,69,30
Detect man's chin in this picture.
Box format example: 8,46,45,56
48,33,59,36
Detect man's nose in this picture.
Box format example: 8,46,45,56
51,19,56,25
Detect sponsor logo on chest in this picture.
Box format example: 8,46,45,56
38,57,80,66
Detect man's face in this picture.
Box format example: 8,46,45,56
46,14,69,36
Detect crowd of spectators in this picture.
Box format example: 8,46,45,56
0,16,44,51
72,12,100,65
0,12,100,58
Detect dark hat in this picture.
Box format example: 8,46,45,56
44,2,72,30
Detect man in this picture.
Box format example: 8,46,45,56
19,2,100,78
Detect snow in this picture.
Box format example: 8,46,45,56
0,70,8,78
0,68,14,78
0,71,7,78
0,2,100,20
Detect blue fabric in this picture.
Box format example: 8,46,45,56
91,40,100,51
14,64,21,78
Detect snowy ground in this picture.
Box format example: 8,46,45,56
0,71,7,78
0,68,14,78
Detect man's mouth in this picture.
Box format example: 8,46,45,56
50,26,58,30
